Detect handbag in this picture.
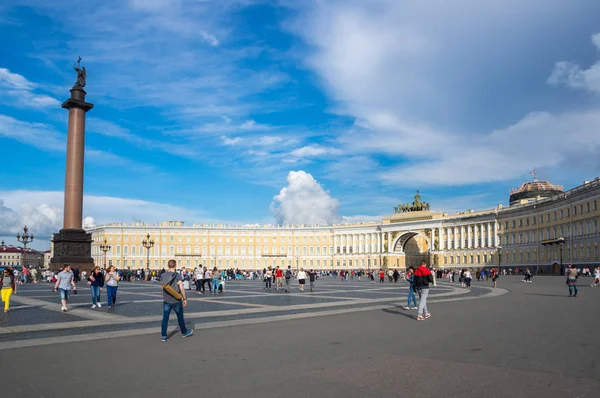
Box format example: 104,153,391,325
162,273,183,300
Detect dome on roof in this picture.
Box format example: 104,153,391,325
509,179,563,206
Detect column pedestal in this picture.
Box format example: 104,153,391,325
50,229,94,271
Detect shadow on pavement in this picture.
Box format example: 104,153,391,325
382,308,417,320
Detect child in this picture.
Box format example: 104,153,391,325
403,266,417,310
218,278,225,293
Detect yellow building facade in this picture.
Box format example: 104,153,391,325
85,177,600,272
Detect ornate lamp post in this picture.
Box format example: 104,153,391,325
0,240,6,249
558,237,565,275
497,245,502,274
295,255,299,271
99,239,112,270
17,225,34,269
142,233,154,270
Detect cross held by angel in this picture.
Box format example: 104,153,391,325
73,56,86,88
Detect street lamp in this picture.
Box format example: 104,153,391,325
295,255,299,270
0,240,6,249
558,237,565,275
497,245,502,274
142,233,154,271
99,238,112,270
17,225,34,269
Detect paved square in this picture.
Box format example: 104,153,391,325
1,275,598,397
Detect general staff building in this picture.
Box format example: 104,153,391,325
84,177,600,273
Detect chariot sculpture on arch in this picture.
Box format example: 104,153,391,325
394,190,431,213
73,56,86,88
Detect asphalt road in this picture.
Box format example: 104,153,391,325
1,275,598,398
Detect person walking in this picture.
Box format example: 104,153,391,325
275,266,284,291
284,266,293,293
566,264,579,297
523,268,532,283
308,269,317,292
414,260,434,321
1,267,17,313
53,264,76,312
590,267,599,287
87,266,104,308
203,266,212,293
265,267,273,289
211,267,220,295
297,268,307,291
403,266,417,310
194,267,204,294
105,266,120,308
161,259,193,342
464,269,472,290
491,267,499,288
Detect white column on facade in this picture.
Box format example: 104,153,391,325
453,226,458,249
437,228,442,251
387,232,391,253
467,225,472,248
494,222,499,247
446,228,451,250
487,223,492,247
474,224,479,248
334,235,337,255
378,233,382,253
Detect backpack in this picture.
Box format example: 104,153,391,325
285,269,293,279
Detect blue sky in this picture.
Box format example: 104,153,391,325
1,0,600,249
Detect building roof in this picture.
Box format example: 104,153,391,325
0,246,43,255
509,179,564,206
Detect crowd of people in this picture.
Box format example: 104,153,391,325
1,261,598,336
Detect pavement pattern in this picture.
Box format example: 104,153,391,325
0,275,598,398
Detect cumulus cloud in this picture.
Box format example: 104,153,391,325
270,171,341,225
0,198,62,238
0,190,208,244
548,32,600,93
83,216,96,229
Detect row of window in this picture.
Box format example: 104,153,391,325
443,254,490,265
100,234,334,244
502,244,599,263
503,219,599,245
108,257,382,269
504,200,598,230
95,245,340,256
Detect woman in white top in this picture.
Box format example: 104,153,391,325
464,269,472,290
105,266,120,308
592,267,600,287
297,268,307,291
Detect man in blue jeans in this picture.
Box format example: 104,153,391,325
161,259,193,342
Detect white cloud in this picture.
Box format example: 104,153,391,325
287,1,600,186
0,68,60,108
548,32,600,93
0,198,62,239
0,114,65,151
291,144,342,158
221,135,241,145
83,216,96,229
0,190,208,242
270,171,341,225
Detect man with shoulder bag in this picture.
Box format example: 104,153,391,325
161,259,193,342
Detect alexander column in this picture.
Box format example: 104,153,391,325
50,57,94,272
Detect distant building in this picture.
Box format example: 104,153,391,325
0,245,44,268
84,177,600,273
43,250,52,268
